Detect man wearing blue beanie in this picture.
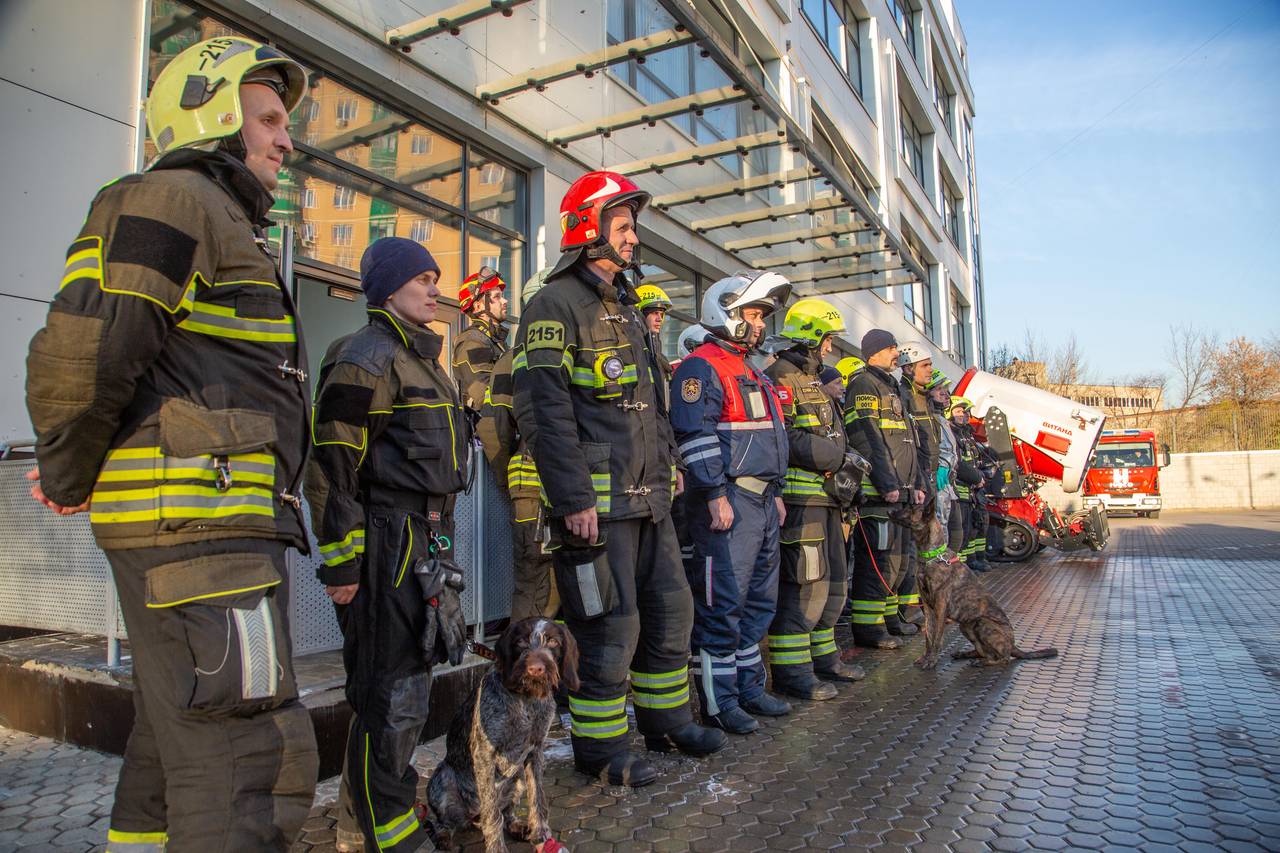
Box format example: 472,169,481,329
305,237,468,851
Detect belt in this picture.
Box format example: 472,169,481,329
733,476,771,496
363,485,453,518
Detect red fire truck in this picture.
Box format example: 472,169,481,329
1081,429,1171,519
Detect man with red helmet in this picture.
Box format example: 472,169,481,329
512,171,725,786
451,266,509,411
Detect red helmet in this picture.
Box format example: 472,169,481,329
559,171,650,252
458,266,506,314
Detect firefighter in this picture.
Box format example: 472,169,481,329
477,269,557,620
305,236,470,852
24,37,318,850
843,329,927,649
764,299,868,701
451,265,509,411
895,342,940,629
818,365,846,401
671,270,793,733
513,171,725,787
929,372,966,554
949,396,989,571
637,283,675,408
836,355,866,385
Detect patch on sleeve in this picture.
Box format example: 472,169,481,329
681,377,703,403
775,386,793,405
108,215,198,286
854,394,879,411
525,320,566,352
317,382,375,425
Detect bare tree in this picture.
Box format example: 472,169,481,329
1166,324,1218,408
1045,333,1089,397
1206,336,1280,406
988,342,1016,372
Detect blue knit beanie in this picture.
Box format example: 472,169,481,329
360,237,441,306
818,366,843,386
860,328,897,360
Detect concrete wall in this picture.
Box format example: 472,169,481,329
0,0,147,442
1038,450,1280,513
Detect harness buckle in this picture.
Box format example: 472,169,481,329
624,485,652,497
213,456,233,492
600,313,626,323
277,360,307,382
278,491,302,509
618,400,649,412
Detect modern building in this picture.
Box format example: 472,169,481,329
1,0,986,446
0,0,986,652
996,360,1165,417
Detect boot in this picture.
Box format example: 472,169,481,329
773,674,838,700
852,629,902,650
741,692,792,717
886,620,919,637
703,705,759,735
901,605,925,626
645,721,727,756
815,659,865,682
575,751,658,787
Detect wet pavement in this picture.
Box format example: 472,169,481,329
2,510,1278,851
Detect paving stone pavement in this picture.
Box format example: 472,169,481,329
2,510,1278,852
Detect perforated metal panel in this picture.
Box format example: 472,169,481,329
0,460,120,637
286,503,344,656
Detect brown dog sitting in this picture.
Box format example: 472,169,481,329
424,617,579,853
891,506,1058,669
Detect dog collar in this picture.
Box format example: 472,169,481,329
919,545,947,560
467,640,498,661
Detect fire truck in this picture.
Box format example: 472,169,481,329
954,368,1111,562
1081,429,1171,518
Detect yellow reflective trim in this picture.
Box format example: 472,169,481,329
179,321,296,343
144,579,279,609
106,829,168,842
394,516,414,588
368,308,409,347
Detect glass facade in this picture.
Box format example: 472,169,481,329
147,1,528,304
900,105,927,188
800,0,865,99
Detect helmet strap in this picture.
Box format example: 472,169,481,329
216,130,248,161
585,240,632,271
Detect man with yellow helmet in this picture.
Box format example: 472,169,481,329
25,37,317,850
764,298,869,698
636,283,675,408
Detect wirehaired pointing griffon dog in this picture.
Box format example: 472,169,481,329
892,506,1058,670
424,618,579,853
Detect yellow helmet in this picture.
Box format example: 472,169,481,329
835,356,865,381
146,36,307,155
947,395,974,417
635,284,673,314
780,298,846,348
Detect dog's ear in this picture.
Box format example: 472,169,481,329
556,625,581,692
495,619,524,680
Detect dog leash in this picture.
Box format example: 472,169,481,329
856,516,896,595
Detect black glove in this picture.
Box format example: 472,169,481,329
823,451,871,508
413,557,467,667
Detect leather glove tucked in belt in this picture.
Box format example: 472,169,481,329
823,451,872,508
413,557,467,667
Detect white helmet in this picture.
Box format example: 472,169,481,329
678,324,712,354
700,270,792,345
896,340,931,367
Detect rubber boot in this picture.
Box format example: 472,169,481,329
815,659,865,682
576,751,658,787
703,706,759,735
645,721,727,757
773,676,838,701
741,692,792,717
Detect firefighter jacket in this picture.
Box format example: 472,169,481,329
766,348,847,507
304,308,470,586
476,348,540,501
452,318,507,410
512,265,676,521
26,150,310,552
951,422,984,502
670,339,788,501
902,376,941,492
843,364,925,503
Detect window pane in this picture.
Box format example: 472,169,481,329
824,1,843,62
271,152,464,295
846,23,863,96
468,151,526,234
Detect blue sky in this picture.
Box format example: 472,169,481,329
958,0,1280,384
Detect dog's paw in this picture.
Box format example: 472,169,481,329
913,656,937,670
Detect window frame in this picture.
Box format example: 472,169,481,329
899,103,926,188
799,0,865,100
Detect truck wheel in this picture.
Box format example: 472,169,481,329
1001,522,1037,562
1148,511,1160,520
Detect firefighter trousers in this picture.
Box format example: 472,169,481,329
337,504,451,853
552,515,695,767
949,499,970,555
104,539,317,853
768,504,846,689
685,486,780,716
848,505,911,643
510,496,558,621
966,500,991,567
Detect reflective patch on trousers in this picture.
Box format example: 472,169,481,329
576,562,604,618
801,544,822,582
874,519,890,551
233,597,279,701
